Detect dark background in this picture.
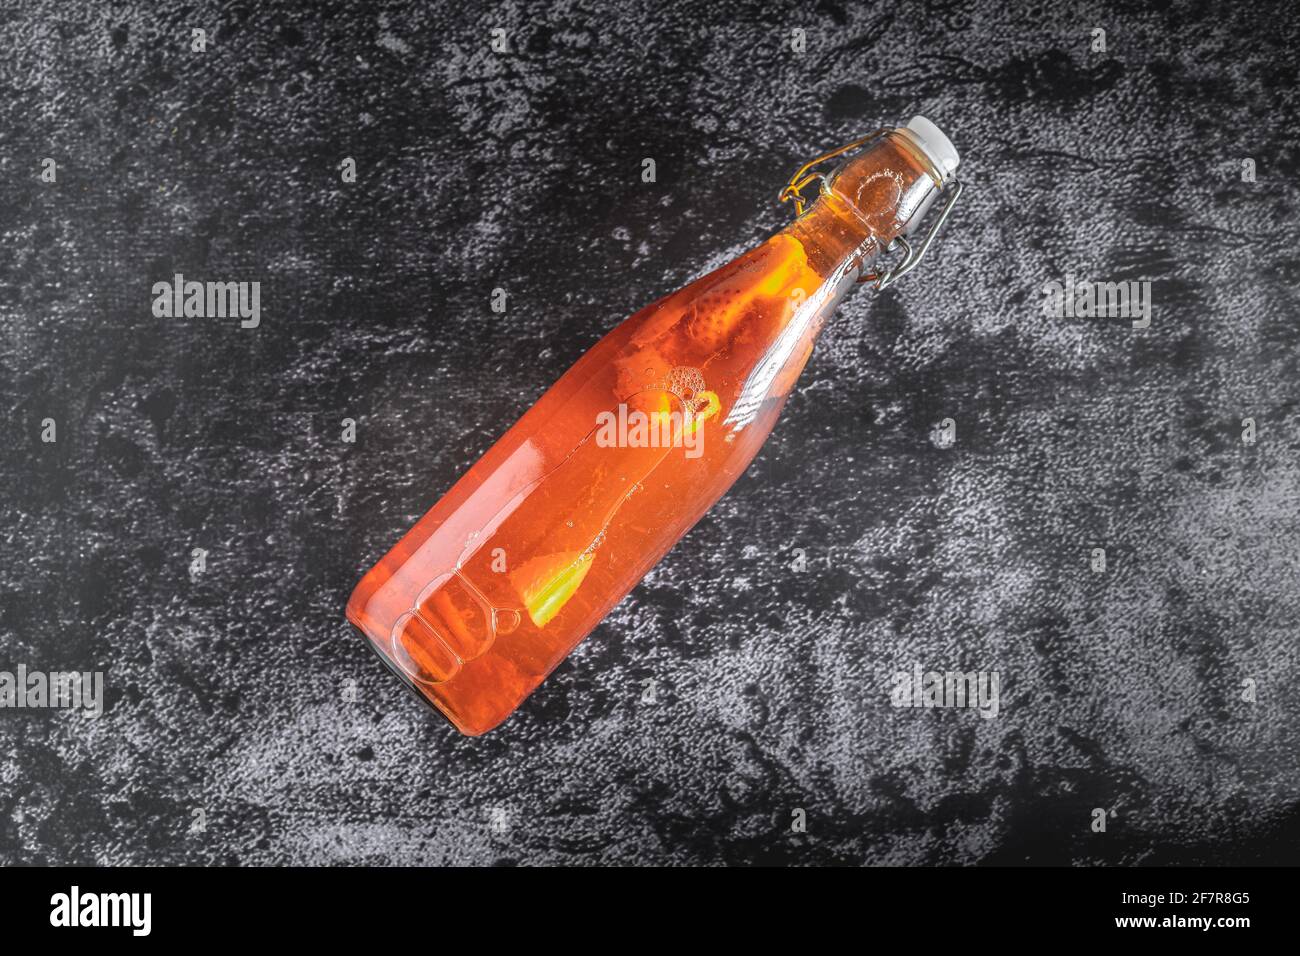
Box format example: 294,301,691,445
1,0,1297,865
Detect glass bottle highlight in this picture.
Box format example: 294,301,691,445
348,116,963,734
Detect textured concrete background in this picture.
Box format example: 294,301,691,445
1,0,1298,865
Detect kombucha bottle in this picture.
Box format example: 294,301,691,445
348,117,962,734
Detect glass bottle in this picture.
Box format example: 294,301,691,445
348,116,962,734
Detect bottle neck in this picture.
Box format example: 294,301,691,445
713,132,948,432
780,130,943,293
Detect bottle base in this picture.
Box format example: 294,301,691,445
346,605,510,737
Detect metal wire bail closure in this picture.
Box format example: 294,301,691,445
777,129,887,216
858,179,962,290
778,129,962,291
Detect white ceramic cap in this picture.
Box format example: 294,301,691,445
904,115,959,183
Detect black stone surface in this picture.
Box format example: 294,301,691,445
1,0,1298,865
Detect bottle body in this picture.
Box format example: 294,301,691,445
348,128,945,734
